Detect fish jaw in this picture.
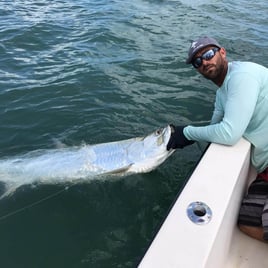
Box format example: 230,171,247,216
126,149,174,174
126,125,175,174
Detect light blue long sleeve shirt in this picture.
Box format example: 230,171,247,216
184,61,268,172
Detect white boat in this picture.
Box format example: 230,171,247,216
138,138,268,268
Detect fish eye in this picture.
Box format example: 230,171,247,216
155,128,163,136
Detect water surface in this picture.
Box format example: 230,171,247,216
0,1,267,267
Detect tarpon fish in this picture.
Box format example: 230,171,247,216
0,125,174,196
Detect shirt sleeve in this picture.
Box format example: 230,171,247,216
210,91,224,125
184,73,260,145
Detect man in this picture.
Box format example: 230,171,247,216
167,36,268,242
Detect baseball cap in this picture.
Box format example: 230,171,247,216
186,36,221,64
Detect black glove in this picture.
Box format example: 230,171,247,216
166,125,195,150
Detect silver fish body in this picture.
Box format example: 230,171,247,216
89,124,174,174
0,126,174,195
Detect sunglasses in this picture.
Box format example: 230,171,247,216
192,47,220,68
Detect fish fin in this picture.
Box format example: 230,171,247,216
102,164,133,175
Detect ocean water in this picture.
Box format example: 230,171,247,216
0,1,267,267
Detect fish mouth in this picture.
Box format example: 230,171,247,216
161,125,173,146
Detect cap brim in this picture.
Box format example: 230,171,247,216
186,57,192,64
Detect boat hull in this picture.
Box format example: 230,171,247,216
139,138,268,268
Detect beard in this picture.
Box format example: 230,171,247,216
201,63,224,81
199,54,228,87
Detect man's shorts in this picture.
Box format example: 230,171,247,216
238,167,268,240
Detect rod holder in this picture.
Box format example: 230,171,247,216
187,201,212,225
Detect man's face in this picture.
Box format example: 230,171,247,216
192,46,227,81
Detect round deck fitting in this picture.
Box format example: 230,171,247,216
187,201,212,225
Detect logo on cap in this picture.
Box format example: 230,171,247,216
191,41,198,49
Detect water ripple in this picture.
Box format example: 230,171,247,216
0,1,267,267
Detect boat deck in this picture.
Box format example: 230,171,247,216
227,227,268,267
227,165,268,268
